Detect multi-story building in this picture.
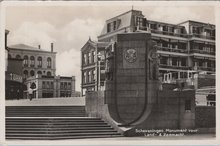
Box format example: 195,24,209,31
81,38,109,95
81,9,215,94
6,32,78,99
5,30,9,71
25,75,76,98
8,43,56,80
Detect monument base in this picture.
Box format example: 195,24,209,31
85,87,195,137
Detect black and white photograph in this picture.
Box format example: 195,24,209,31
1,1,218,145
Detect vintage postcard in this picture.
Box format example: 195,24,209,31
0,1,219,145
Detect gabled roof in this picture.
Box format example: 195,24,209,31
81,38,110,52
8,44,52,53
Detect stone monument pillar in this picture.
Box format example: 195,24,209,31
105,33,159,125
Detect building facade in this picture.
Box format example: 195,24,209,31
5,58,25,100
5,30,26,100
25,75,76,99
8,43,56,80
81,9,215,94
81,38,109,95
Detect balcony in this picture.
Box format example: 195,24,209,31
190,49,215,55
159,64,190,70
194,66,215,72
150,29,188,38
190,33,215,40
157,46,188,53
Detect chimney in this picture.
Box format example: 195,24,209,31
51,43,53,52
38,45,41,49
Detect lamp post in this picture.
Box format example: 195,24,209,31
97,52,102,90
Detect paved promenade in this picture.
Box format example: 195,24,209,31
6,97,85,106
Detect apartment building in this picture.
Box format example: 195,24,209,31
6,33,78,99
81,9,215,94
81,38,109,95
8,43,56,80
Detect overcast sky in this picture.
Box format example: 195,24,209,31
5,3,215,91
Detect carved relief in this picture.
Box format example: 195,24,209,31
105,43,114,81
148,43,158,80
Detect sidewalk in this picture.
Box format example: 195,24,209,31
6,97,85,106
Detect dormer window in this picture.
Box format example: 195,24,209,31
107,20,118,33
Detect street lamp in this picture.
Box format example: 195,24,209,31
97,52,102,90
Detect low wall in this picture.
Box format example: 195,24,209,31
85,91,125,134
195,106,215,128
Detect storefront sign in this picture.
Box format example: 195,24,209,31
6,73,22,83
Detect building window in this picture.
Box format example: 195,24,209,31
83,72,87,83
30,70,35,76
51,82,54,89
107,23,111,32
93,51,96,63
16,55,21,59
64,82,67,89
136,17,143,27
88,71,91,82
23,55,28,67
47,82,50,88
37,57,42,67
68,83,71,89
61,82,64,89
8,54,11,59
30,56,35,67
23,70,28,79
83,54,87,65
47,71,51,76
88,52,91,64
185,100,191,111
42,81,46,88
113,21,117,30
47,57,51,68
92,70,96,81
87,71,90,83
37,71,42,75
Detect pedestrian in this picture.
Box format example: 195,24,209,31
16,89,20,100
28,87,33,101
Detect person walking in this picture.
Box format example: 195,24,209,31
28,87,33,101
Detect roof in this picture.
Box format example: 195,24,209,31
9,44,53,53
100,10,144,36
148,20,185,28
178,20,215,27
81,38,110,52
106,9,143,22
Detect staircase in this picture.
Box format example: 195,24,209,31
6,106,121,140
6,106,86,117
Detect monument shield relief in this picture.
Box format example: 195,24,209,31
123,48,139,68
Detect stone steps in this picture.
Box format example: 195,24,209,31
6,106,122,140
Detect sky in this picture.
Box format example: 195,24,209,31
5,2,215,91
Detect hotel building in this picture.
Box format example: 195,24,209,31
81,9,215,94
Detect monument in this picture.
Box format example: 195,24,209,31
86,32,195,136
